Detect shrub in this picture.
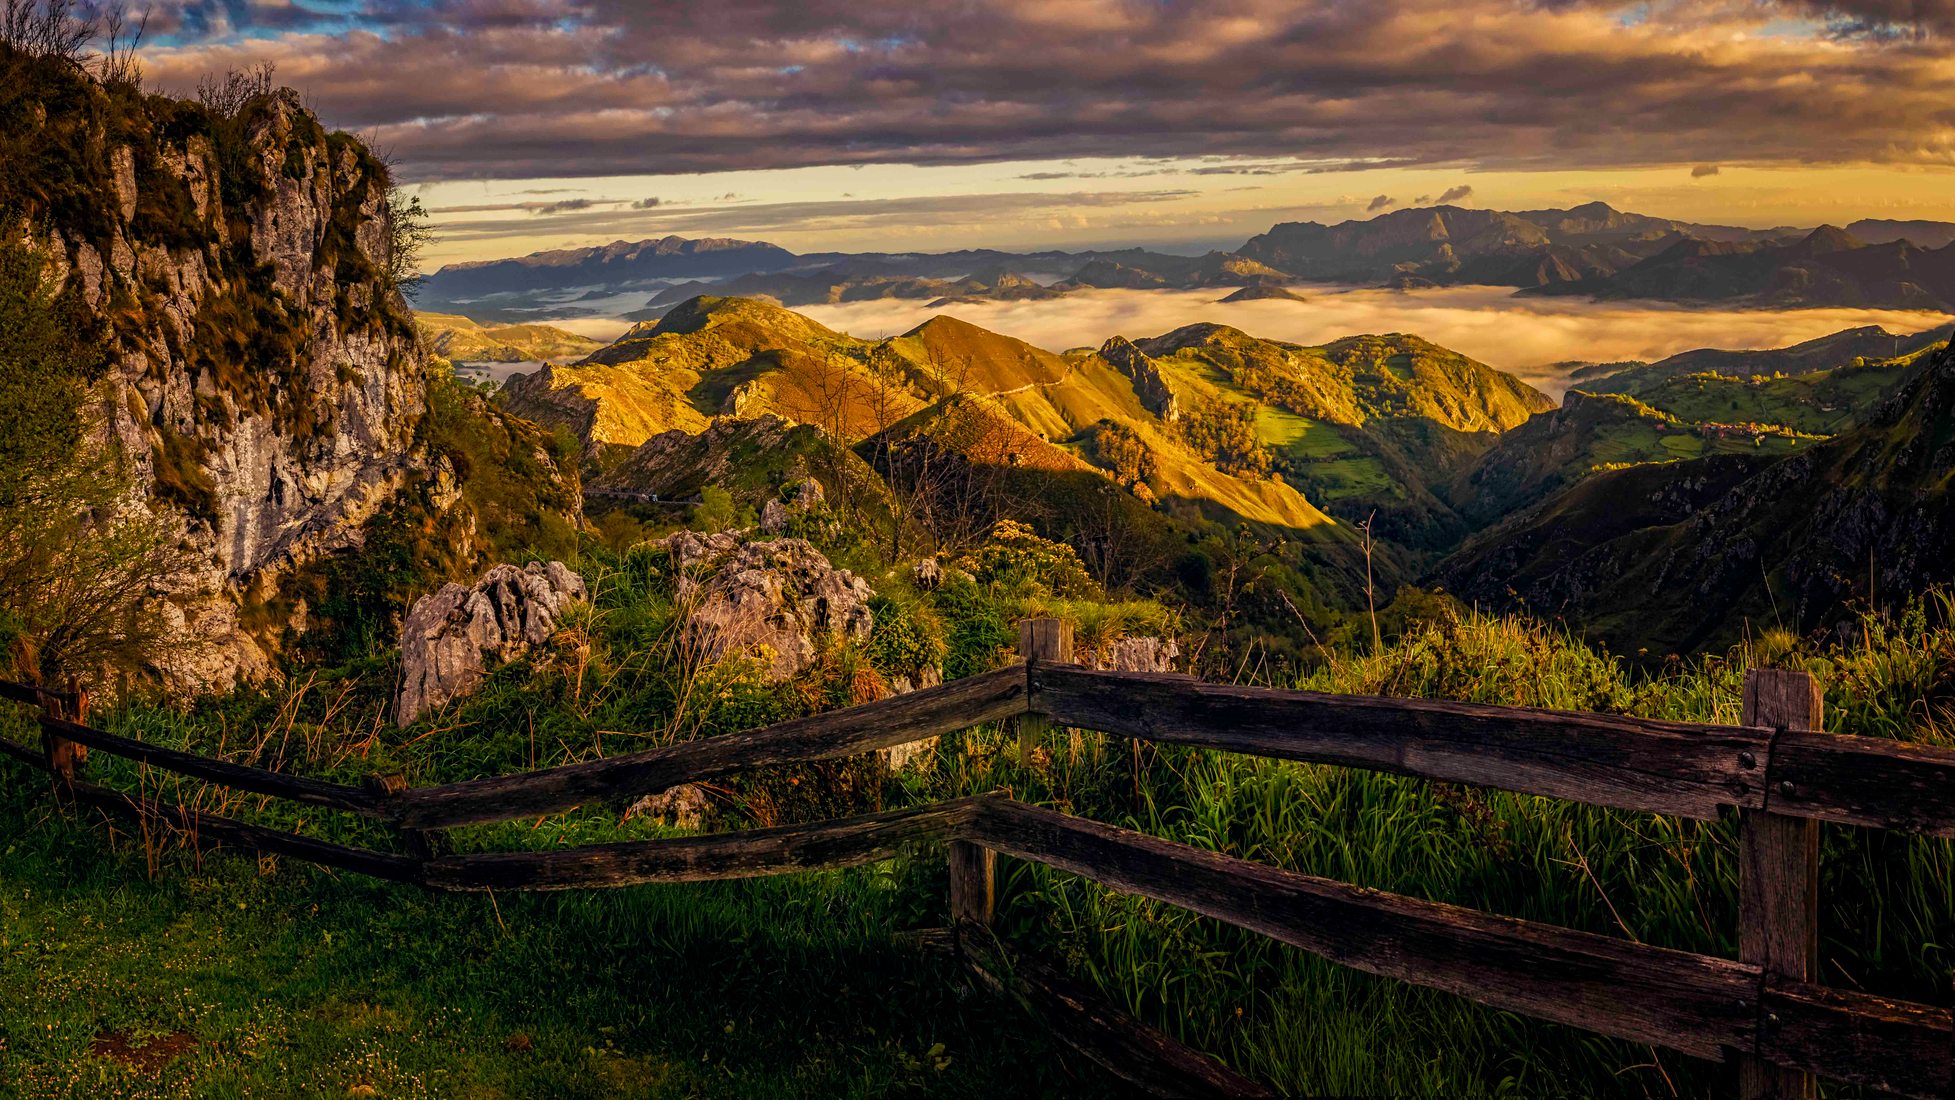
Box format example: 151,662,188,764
934,571,1016,679
866,595,948,682
1180,397,1272,476
955,519,1098,600
692,485,738,532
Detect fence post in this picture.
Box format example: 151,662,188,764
948,839,996,928
1739,668,1822,1100
364,772,437,860
42,681,87,800
1016,618,1073,764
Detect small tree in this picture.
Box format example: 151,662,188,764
0,238,192,686
0,0,92,59
0,440,193,685
195,60,276,117
387,184,435,298
691,486,737,533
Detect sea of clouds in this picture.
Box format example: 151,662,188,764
551,285,1955,396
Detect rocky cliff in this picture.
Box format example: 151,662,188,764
4,53,561,687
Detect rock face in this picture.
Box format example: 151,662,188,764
912,557,944,590
759,476,824,533
625,784,710,829
651,532,873,678
395,562,588,725
882,665,946,772
1099,336,1181,422
591,416,795,499
22,71,429,689
1092,636,1182,673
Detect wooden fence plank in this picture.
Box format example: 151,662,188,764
42,684,86,798
66,781,420,884
1740,669,1822,1100
1755,977,1952,1099
967,798,1758,1061
1016,618,1073,763
397,665,1026,829
0,735,45,767
421,798,987,891
38,715,385,818
1765,730,1955,836
0,680,76,709
1035,666,1770,821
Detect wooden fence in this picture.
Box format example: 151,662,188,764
5,623,1955,1098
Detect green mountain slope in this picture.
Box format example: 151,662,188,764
1444,391,1814,526
1116,325,1552,548
518,296,1363,540
1576,324,1952,393
1438,339,1955,655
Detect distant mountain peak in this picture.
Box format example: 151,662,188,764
1791,224,1866,255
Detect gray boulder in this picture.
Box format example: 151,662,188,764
1093,635,1181,673
625,784,710,829
759,476,825,534
652,533,873,679
395,561,587,725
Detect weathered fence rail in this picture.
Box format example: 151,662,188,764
390,663,1025,829
5,619,1955,1098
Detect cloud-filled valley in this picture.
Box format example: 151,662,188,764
790,287,1955,394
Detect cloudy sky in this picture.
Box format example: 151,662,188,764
134,0,1955,267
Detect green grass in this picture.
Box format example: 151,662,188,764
0,779,1088,1099
912,602,1955,1096
9,520,1955,1096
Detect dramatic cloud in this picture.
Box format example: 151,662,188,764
1774,0,1955,35
426,189,1201,246
530,198,596,215
1367,194,1398,211
127,0,1955,182
1437,184,1474,202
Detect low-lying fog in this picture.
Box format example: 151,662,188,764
553,285,1955,396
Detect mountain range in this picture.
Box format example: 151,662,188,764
1529,225,1955,309
417,204,1955,323
476,285,1950,651
14,49,1950,676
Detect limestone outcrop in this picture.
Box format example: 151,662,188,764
394,562,588,725
759,476,824,533
25,76,430,689
650,532,873,679
1099,336,1181,422
1092,635,1182,673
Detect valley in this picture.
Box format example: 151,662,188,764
422,282,1950,656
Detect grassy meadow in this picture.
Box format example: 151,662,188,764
4,518,1954,1097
